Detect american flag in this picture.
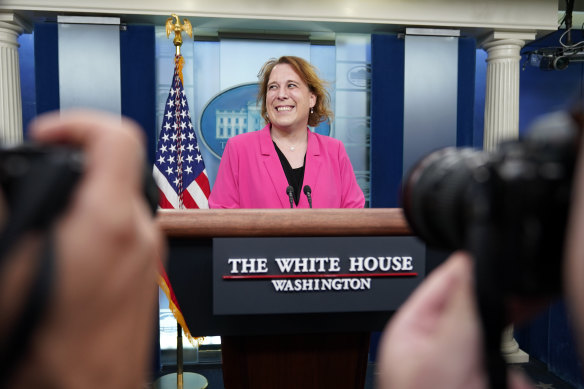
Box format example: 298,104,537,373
154,55,207,347
153,55,210,209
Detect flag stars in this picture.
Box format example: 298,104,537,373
155,65,210,208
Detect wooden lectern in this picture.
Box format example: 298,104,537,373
156,208,416,389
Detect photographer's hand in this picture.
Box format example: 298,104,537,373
376,252,534,389
7,110,165,389
564,120,584,366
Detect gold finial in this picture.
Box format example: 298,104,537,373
165,14,193,56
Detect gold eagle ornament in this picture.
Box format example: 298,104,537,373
165,14,192,55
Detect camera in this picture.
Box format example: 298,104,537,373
0,143,159,234
0,143,84,230
402,111,580,297
539,54,570,71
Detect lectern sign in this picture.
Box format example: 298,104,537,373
213,236,425,315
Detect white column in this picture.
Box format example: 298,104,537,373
482,36,525,151
482,31,535,364
0,13,29,145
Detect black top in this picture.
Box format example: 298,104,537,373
273,142,305,206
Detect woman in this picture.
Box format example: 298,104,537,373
209,55,364,209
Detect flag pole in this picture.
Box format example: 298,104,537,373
167,15,190,389
177,323,184,389
154,15,207,389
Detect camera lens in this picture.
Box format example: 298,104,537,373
553,56,569,71
401,110,579,297
402,147,488,250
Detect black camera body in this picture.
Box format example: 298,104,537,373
0,143,84,231
402,111,580,297
0,142,159,231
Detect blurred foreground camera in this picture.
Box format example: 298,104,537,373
0,143,84,230
402,111,580,297
0,142,158,233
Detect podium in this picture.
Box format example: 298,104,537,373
156,208,422,389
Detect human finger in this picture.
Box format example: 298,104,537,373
388,251,474,335
563,119,584,357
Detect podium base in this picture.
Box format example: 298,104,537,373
153,372,208,389
222,332,369,389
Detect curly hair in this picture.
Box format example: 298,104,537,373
257,56,333,127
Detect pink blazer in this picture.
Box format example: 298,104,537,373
209,125,365,209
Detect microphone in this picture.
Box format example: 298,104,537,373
303,185,312,208
286,185,294,208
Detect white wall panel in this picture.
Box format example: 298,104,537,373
58,23,121,114
219,40,310,89
403,35,458,177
